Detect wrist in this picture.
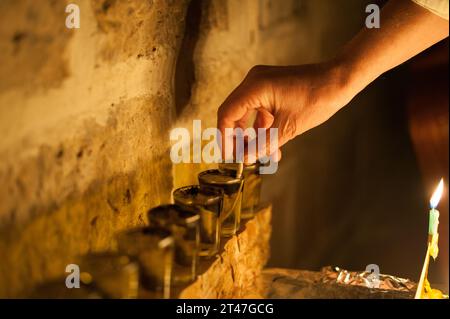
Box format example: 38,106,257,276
330,48,381,102
321,58,362,111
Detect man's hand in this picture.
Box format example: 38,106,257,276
217,62,354,161
217,0,448,162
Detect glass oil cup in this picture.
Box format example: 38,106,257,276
147,204,200,286
198,169,244,237
116,227,174,299
219,163,262,219
78,252,140,299
173,185,223,258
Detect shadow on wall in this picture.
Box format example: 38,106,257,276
175,0,209,117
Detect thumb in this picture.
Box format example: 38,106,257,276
270,114,298,148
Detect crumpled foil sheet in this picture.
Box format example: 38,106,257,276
262,267,419,298
320,266,416,292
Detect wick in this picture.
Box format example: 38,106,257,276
236,163,244,178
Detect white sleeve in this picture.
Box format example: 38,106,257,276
412,0,449,20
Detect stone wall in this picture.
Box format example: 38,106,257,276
0,0,320,297
180,206,271,299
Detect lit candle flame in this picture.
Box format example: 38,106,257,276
430,178,444,209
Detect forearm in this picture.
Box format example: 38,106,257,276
335,0,448,102
217,0,449,146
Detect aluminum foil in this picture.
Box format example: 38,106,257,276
320,266,416,292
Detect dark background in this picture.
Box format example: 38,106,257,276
263,1,449,291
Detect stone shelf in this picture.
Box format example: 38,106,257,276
261,268,417,299
178,204,272,299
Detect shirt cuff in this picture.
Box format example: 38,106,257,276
412,0,449,20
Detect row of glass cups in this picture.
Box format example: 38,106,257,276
115,163,262,298
30,163,262,299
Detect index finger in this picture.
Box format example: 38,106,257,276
217,90,255,160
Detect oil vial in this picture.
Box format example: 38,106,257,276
79,252,140,299
116,226,174,299
198,169,243,237
173,185,223,258
219,162,262,219
147,204,200,286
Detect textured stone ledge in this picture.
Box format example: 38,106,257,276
179,205,272,299
261,268,416,299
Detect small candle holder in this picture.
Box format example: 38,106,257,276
198,169,243,237
219,162,262,219
78,252,140,299
147,204,200,286
173,185,223,258
116,226,174,299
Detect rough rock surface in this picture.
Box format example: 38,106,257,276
0,0,320,298
180,205,271,299
261,267,416,299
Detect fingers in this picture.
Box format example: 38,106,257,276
217,93,248,161
217,93,250,131
253,107,274,130
243,125,278,163
220,108,280,164
217,79,261,132
245,112,295,164
237,109,255,129
270,113,298,149
217,82,266,160
217,66,278,162
275,148,282,162
218,103,290,166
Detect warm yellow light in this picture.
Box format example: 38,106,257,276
430,178,444,209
